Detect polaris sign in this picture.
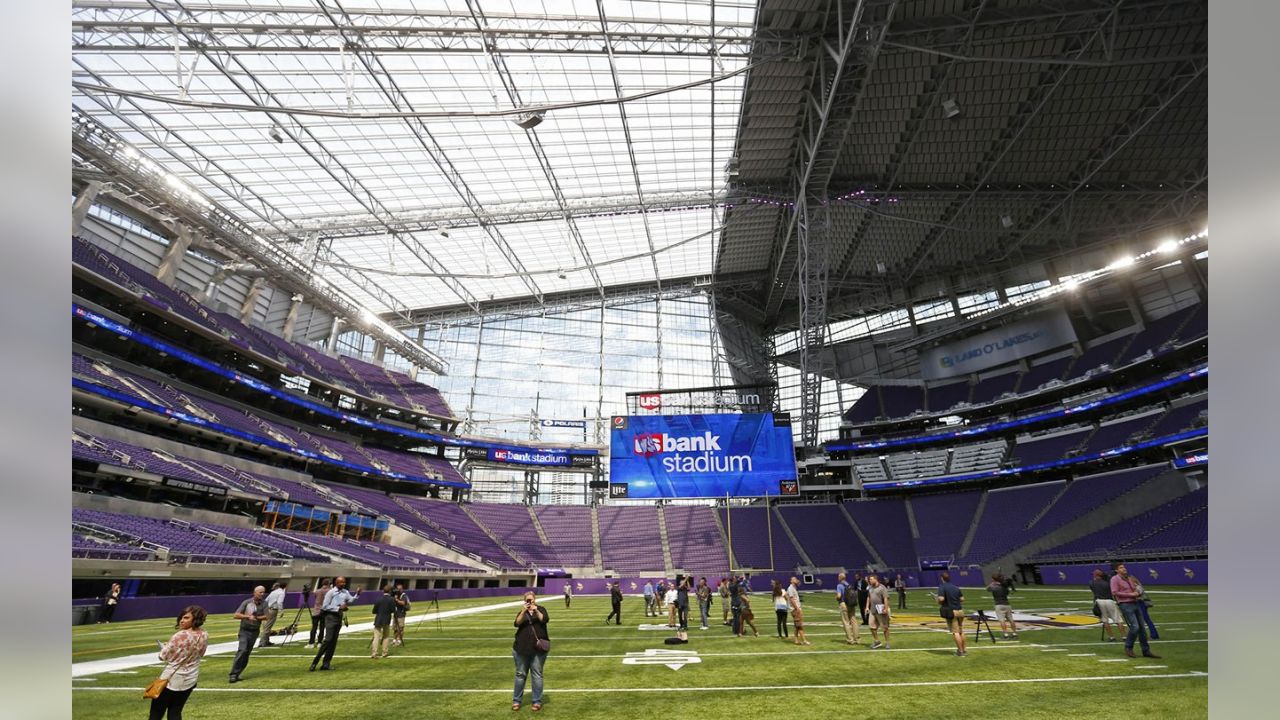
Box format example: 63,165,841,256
921,310,1077,380
610,413,797,499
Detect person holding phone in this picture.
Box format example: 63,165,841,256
149,606,208,720
512,591,550,712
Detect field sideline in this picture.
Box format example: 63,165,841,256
72,587,1207,719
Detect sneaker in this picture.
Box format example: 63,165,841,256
883,644,891,650
228,676,240,683
700,626,709,630
1142,652,1162,659
871,642,883,649
1124,648,1137,658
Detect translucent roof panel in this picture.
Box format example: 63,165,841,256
71,0,754,312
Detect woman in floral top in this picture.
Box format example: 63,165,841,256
150,605,209,720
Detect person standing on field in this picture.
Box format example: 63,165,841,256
865,574,892,649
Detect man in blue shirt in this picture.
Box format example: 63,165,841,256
643,581,655,617
936,572,967,657
310,576,358,671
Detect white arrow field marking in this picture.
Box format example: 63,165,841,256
622,649,701,671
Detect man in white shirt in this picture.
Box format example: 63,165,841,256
665,585,679,627
787,576,810,646
257,581,288,648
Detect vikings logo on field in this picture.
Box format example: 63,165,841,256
888,610,1099,631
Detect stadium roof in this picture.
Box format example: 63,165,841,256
71,0,1207,327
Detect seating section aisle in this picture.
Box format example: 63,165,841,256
844,498,916,568
959,481,1066,564
909,491,983,559
776,504,877,569
598,506,666,574
397,497,521,568
467,503,563,568
662,505,730,577
533,506,596,569
717,507,806,572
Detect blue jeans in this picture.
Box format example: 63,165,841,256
512,650,546,705
1119,602,1150,652
699,600,710,628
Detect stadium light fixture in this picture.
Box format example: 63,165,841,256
513,110,545,129
1157,239,1178,254
1063,278,1080,291
1107,256,1135,271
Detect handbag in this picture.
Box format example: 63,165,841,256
533,621,551,653
1092,600,1101,618
142,678,168,700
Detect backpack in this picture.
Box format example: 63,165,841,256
843,584,858,607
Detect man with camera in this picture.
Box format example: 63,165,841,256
392,583,410,646
986,573,1018,639
228,585,267,683
310,576,358,672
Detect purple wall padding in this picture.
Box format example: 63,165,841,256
1039,560,1207,586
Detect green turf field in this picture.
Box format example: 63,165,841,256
72,587,1207,719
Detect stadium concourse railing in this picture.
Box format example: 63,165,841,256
842,304,1206,431
827,364,1206,453
73,303,598,467
71,237,453,420
1032,544,1208,564
853,425,1206,491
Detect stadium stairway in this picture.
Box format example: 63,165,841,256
527,506,552,546
770,506,815,567
590,505,604,573
955,491,989,558
459,504,527,568
655,505,676,576
837,503,885,567
708,507,734,569
980,466,1191,574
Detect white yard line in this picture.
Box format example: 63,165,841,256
133,638,1208,662
71,671,1208,694
71,599,525,678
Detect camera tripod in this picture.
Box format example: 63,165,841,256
972,609,998,644
277,587,311,648
406,591,442,642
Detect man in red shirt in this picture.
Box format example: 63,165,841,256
1109,564,1161,659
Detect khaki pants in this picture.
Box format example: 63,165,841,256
257,608,279,646
839,603,861,643
371,624,392,657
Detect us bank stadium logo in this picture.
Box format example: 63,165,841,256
637,393,662,411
